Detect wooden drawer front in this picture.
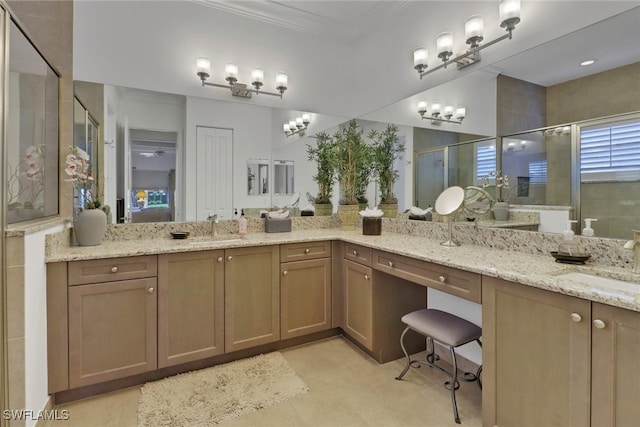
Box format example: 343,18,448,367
373,251,481,303
280,241,331,262
69,255,157,286
343,243,372,267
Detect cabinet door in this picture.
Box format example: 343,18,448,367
157,250,225,368
343,259,373,350
68,278,157,388
591,303,640,426
225,245,280,352
281,258,332,339
482,276,590,427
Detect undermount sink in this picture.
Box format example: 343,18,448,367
557,272,639,298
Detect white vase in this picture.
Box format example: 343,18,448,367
493,201,510,221
74,208,107,246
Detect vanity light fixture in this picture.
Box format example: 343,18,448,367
413,0,521,79
417,101,466,125
283,113,311,137
196,56,288,99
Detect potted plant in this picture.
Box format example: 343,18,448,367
335,120,369,230
370,124,405,217
307,132,337,216
355,144,375,211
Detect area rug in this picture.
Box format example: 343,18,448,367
137,352,309,426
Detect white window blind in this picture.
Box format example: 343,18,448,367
528,160,547,184
476,144,496,181
581,121,640,175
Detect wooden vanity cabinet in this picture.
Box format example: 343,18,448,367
157,250,225,368
343,259,374,350
483,276,640,426
280,242,332,340
224,245,280,352
67,256,158,389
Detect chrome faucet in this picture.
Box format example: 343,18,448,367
623,229,640,273
207,213,219,238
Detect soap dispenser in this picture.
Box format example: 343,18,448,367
558,220,579,256
238,209,248,236
582,218,597,237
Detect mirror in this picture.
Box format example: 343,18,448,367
247,159,269,196
463,186,492,216
273,160,294,195
434,186,465,247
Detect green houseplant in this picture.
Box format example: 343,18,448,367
307,132,337,216
370,124,405,217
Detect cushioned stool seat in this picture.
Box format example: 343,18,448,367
395,309,482,424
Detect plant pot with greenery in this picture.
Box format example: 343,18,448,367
335,120,369,230
370,124,405,218
307,132,337,216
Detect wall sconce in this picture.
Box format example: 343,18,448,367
196,56,288,98
417,101,466,125
283,113,311,137
505,140,527,152
413,0,521,79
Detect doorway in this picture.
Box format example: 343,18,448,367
415,148,446,209
196,126,234,220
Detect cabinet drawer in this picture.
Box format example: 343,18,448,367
343,243,372,267
69,255,158,286
373,251,481,303
280,241,331,262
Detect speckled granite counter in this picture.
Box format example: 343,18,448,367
46,225,640,312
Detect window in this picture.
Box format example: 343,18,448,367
475,143,496,181
528,160,547,184
580,120,640,180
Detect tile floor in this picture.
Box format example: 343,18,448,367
43,336,481,427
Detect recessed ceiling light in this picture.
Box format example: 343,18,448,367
580,59,596,66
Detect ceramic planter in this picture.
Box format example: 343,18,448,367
493,201,510,221
74,208,107,246
338,204,359,231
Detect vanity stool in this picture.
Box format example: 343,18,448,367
395,309,482,424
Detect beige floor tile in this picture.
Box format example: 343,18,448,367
45,336,481,426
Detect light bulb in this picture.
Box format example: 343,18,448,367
465,15,484,47
499,0,521,31
456,107,466,119
302,113,311,125
444,106,454,118
296,117,304,128
251,67,264,84
413,47,428,71
276,72,288,90
225,62,238,79
196,56,211,78
436,32,453,61
289,120,297,130
431,103,441,115
417,101,427,114
283,123,290,133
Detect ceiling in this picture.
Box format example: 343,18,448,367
73,1,640,122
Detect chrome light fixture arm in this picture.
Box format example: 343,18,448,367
200,80,285,98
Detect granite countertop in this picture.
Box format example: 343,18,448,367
456,219,540,228
46,229,640,312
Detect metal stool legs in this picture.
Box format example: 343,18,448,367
395,327,481,424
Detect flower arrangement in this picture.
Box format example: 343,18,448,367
65,146,101,209
482,170,510,202
7,144,45,210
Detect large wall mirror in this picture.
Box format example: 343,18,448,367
247,159,269,196
273,160,294,195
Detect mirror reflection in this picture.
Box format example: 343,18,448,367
273,160,295,195
247,159,269,196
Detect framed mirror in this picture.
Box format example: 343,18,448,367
273,160,294,195
247,159,269,196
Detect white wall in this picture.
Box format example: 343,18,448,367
24,224,65,427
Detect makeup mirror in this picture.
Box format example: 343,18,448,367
435,186,465,247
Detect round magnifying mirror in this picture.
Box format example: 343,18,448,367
463,186,492,216
435,186,465,216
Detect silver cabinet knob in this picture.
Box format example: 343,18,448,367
217,256,223,262
304,248,310,254
353,250,358,256
147,287,154,293
388,261,394,267
593,319,606,329
570,313,582,323
438,275,446,283
283,270,288,276
110,266,118,273
364,274,369,280
227,256,233,261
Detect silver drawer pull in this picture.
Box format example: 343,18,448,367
217,257,223,262
227,256,233,261
304,248,310,254
364,274,369,280
388,261,394,268
283,270,288,276
147,287,154,293
570,313,582,323
438,275,446,283
353,250,358,256
110,266,118,273
593,319,606,329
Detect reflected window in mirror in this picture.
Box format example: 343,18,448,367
247,159,269,195
6,19,60,224
274,160,294,195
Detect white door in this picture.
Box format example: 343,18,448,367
196,126,233,220
123,116,132,223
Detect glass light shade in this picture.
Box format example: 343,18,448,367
276,72,288,88
283,123,291,132
296,117,304,127
413,47,428,67
417,101,427,114
289,120,297,129
465,15,484,43
444,106,454,117
456,107,466,119
196,56,211,75
499,0,521,27
251,67,264,84
431,103,442,115
436,32,453,56
302,113,311,124
225,62,238,79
